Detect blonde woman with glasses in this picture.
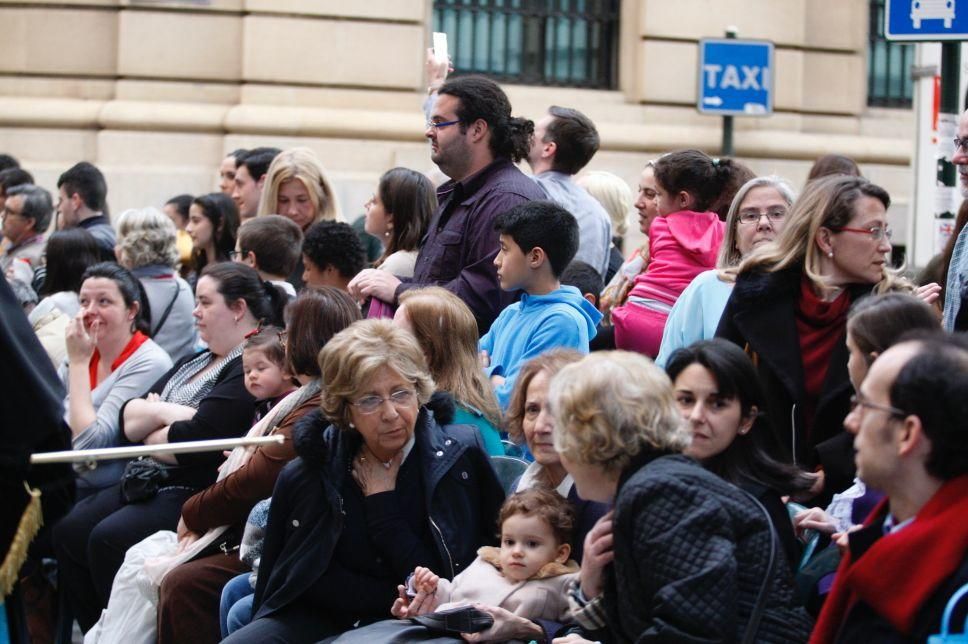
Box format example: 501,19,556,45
715,175,940,501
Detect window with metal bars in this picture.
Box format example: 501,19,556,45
868,0,914,108
431,0,620,89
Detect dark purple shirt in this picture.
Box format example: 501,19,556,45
395,158,546,334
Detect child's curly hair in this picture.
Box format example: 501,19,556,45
498,488,575,547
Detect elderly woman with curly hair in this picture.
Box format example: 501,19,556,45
222,319,504,643
549,351,812,644
115,206,198,361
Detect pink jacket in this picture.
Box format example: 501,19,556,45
627,211,725,306
435,546,579,623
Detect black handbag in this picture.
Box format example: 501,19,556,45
120,457,173,503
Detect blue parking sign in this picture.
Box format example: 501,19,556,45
885,0,968,40
697,39,774,117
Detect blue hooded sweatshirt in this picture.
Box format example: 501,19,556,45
479,285,602,409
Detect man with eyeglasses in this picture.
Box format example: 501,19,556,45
0,184,53,278
812,334,968,642
349,76,545,335
942,109,968,331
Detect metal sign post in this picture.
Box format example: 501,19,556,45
697,31,774,157
885,0,963,263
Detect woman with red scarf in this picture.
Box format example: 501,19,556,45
62,262,172,498
717,176,940,501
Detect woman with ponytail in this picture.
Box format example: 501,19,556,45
53,262,285,635
612,149,738,357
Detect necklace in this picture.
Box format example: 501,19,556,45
361,445,394,470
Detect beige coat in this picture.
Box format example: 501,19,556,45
435,546,578,624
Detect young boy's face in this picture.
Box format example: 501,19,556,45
499,513,570,582
243,347,290,401
494,234,532,291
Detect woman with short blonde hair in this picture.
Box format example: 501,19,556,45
550,352,690,478
318,319,435,429
257,147,343,289
223,318,505,642
547,350,812,643
257,147,342,229
116,207,180,270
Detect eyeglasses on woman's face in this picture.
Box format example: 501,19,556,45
350,388,416,414
829,225,893,242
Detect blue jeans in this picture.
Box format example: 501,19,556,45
219,572,255,637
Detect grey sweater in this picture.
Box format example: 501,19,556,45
61,338,173,491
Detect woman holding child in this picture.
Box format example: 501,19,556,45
548,351,812,643
156,287,362,644
53,262,286,633
221,319,504,643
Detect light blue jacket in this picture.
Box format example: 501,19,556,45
655,269,734,368
480,285,602,409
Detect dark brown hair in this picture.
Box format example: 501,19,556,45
806,154,861,182
238,214,304,278
498,488,575,547
439,75,533,163
506,349,583,445
375,168,435,265
191,192,240,273
284,287,362,377
243,325,287,371
708,160,756,221
847,293,940,365
544,106,600,175
653,149,747,214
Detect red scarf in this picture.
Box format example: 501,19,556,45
795,277,849,436
811,474,968,642
88,331,150,389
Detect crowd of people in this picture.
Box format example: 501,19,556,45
2,67,968,644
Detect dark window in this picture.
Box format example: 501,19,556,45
432,0,620,90
868,0,914,108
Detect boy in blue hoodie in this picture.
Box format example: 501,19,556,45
480,201,602,409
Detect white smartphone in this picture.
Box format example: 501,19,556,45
433,32,449,66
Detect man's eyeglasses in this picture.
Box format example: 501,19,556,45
737,209,786,225
849,394,906,418
953,137,968,153
350,389,417,414
426,119,460,131
829,225,893,242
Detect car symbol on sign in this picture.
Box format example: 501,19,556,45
911,0,956,28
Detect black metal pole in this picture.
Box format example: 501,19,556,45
721,27,737,157
938,42,961,214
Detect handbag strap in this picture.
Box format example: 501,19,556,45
740,490,777,644
151,279,181,337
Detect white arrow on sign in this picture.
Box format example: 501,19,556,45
703,96,723,106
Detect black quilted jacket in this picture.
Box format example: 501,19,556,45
602,452,813,643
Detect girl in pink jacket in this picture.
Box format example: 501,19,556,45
613,150,741,356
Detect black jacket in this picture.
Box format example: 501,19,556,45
602,452,812,643
251,396,506,622
716,266,872,496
